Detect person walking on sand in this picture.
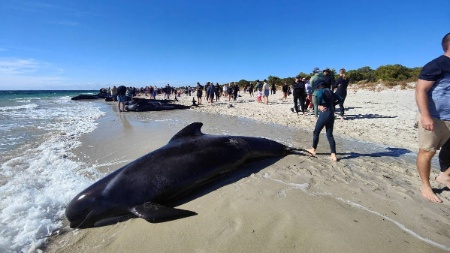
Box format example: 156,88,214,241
233,83,239,101
222,83,228,100
415,32,450,203
282,81,289,101
248,82,254,97
228,82,234,101
307,82,337,161
304,78,313,112
262,79,270,104
291,75,306,114
196,82,203,105
214,83,220,102
323,68,335,89
334,68,349,119
207,82,215,104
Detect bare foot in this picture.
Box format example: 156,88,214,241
436,172,450,189
420,185,442,203
306,148,316,156
330,153,338,161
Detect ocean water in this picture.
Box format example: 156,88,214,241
0,90,105,252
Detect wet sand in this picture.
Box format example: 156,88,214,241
47,86,450,252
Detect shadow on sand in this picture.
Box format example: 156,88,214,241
342,114,397,120
433,186,450,194
337,147,412,160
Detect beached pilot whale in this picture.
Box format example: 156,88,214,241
65,122,310,228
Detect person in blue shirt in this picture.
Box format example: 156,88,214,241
307,81,337,161
415,32,450,203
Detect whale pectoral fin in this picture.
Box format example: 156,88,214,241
130,202,197,223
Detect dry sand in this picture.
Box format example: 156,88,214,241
47,86,450,253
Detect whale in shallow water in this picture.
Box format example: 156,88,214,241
65,122,309,228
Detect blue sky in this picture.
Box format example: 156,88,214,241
0,0,449,90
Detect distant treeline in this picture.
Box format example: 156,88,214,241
177,64,421,89
242,64,420,87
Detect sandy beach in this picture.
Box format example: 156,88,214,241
46,85,450,253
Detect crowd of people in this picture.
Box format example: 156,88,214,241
103,68,350,161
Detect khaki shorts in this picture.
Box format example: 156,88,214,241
417,113,450,152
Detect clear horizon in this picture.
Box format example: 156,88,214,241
1,0,449,90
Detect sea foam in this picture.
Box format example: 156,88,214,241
0,97,105,252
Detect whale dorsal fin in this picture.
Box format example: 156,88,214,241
169,122,204,143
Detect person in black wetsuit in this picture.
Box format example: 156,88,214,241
323,68,335,89
307,82,337,161
291,76,306,114
333,68,349,118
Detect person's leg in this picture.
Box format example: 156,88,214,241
299,94,306,114
305,96,310,110
324,115,337,161
417,149,441,202
308,114,326,155
339,96,346,116
312,94,318,117
293,94,299,113
436,138,450,188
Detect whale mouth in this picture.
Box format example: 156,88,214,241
68,207,135,228
68,209,95,228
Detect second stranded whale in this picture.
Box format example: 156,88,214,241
65,122,311,228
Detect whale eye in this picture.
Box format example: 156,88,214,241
77,194,86,200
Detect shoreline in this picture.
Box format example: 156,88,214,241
46,87,450,252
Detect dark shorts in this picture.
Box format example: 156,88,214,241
117,95,127,102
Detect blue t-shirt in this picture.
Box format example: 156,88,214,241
419,55,450,121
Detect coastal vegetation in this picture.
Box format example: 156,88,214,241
255,64,420,89
176,64,421,91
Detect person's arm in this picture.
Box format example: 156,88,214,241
415,79,435,131
316,89,327,112
333,77,341,91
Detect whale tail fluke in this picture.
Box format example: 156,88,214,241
130,202,197,223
